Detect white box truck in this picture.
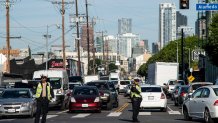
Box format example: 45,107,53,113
147,62,179,86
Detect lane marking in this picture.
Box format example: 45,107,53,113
139,112,151,115
72,113,90,118
168,111,181,115
0,119,15,122
167,106,173,111
115,103,129,112
107,112,122,117
56,110,68,114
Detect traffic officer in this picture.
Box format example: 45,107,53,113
34,75,54,123
130,77,142,123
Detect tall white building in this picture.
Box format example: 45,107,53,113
118,33,140,58
159,3,177,49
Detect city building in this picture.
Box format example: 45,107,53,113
132,45,144,58
159,3,177,49
118,33,140,58
142,39,149,52
118,18,132,34
80,24,94,52
104,35,118,53
152,42,159,54
95,36,103,53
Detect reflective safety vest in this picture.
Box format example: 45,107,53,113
130,85,141,98
35,82,52,100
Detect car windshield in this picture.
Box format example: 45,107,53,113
110,78,118,80
87,82,109,90
69,84,81,90
169,80,175,85
141,87,161,92
169,80,184,85
49,78,62,89
179,87,189,93
73,88,98,96
1,90,31,98
213,88,218,96
69,76,83,83
192,83,212,90
120,81,130,85
111,81,118,85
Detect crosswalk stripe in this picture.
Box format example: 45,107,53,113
168,111,181,115
72,113,91,118
0,119,15,122
107,112,122,117
139,112,151,115
40,115,58,119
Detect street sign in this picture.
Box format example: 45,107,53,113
188,75,195,82
192,49,205,61
196,4,218,11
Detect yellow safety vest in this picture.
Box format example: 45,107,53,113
131,85,141,98
35,82,52,100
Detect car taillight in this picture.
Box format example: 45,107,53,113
94,97,100,102
161,93,165,99
214,100,218,106
71,97,76,102
180,92,186,97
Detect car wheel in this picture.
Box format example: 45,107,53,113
204,109,214,123
183,107,192,121
107,102,113,110
160,107,167,112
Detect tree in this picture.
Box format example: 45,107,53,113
137,36,199,78
88,58,102,74
108,63,118,72
204,13,218,67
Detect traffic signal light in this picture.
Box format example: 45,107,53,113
180,0,189,9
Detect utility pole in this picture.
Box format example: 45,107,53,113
75,0,81,76
85,0,90,75
6,0,10,73
181,28,185,80
92,17,96,75
61,0,66,69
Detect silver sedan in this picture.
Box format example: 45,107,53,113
0,88,36,117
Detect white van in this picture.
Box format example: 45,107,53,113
33,70,70,109
109,72,120,80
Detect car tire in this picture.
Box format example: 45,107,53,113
204,109,214,123
107,102,113,110
161,107,167,112
183,107,192,121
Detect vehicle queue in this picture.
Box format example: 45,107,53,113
0,70,217,123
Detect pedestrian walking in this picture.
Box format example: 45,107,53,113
34,75,54,123
130,77,142,123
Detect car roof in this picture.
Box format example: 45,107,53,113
74,86,98,89
3,88,30,91
199,85,218,89
89,80,108,83
141,84,161,88
189,82,213,85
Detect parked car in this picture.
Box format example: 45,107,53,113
118,80,132,93
86,80,117,110
69,86,101,113
182,85,218,123
0,88,36,117
174,85,189,106
140,85,167,112
187,82,213,97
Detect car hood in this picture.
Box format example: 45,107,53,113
0,98,33,105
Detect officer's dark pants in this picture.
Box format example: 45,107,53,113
34,97,49,123
132,97,142,121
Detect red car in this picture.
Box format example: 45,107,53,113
69,86,101,113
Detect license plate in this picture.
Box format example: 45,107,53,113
148,96,154,100
82,104,88,107
8,109,16,113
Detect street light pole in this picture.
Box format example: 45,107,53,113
46,25,49,71
61,0,66,69
181,28,185,80
6,0,10,73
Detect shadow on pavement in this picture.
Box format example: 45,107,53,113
119,118,133,122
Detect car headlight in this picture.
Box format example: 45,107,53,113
104,93,110,97
21,102,30,107
0,104,2,107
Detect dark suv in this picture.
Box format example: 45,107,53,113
86,80,117,110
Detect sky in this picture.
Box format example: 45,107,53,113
0,0,198,53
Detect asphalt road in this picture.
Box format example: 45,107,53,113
0,94,204,123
